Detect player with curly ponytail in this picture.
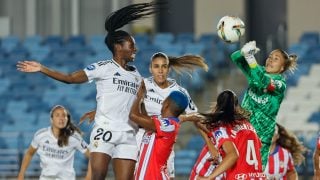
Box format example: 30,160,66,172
265,123,306,179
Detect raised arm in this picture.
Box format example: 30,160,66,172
17,60,88,84
231,42,286,94
17,146,37,180
79,110,96,125
197,128,220,160
198,141,239,180
129,81,156,131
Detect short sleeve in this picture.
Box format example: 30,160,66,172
153,116,177,137
181,88,198,113
72,133,88,154
83,61,110,83
212,127,232,149
31,132,40,149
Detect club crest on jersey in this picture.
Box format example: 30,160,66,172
159,118,175,132
142,134,152,144
93,141,99,148
214,128,227,142
86,64,95,71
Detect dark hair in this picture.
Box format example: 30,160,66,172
275,123,306,165
50,105,82,147
151,52,209,74
202,90,250,129
104,1,163,53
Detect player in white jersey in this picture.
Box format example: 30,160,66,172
80,52,208,179
17,2,163,179
137,52,208,179
18,105,90,180
265,123,306,179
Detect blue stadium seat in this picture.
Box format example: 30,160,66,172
0,78,10,94
288,43,308,58
0,36,20,52
23,35,43,47
43,35,64,49
159,44,183,56
299,32,319,47
153,33,174,47
198,33,219,47
184,43,205,55
186,135,205,152
66,35,86,45
134,33,150,47
29,46,51,61
175,150,198,176
176,32,194,44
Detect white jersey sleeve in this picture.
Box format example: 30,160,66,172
70,133,88,154
178,86,198,113
143,77,197,116
31,128,47,149
83,61,110,83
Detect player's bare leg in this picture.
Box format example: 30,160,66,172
90,152,111,180
113,158,136,180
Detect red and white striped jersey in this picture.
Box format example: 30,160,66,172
135,116,180,180
189,145,223,180
210,120,265,179
264,145,295,180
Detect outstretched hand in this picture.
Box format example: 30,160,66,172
17,61,41,72
79,110,96,125
179,113,205,124
240,41,260,57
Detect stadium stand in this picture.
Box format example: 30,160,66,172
0,32,319,178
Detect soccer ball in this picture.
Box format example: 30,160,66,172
217,16,245,43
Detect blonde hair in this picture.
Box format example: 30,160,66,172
273,49,298,74
276,123,307,165
151,52,209,75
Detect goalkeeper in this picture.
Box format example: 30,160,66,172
230,41,298,168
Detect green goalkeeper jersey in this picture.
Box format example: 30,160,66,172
230,50,286,167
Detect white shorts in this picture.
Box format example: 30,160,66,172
167,150,175,178
89,125,138,161
39,174,75,180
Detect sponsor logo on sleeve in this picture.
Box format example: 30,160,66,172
159,119,175,132
86,64,95,71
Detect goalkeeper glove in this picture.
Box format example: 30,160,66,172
240,41,260,68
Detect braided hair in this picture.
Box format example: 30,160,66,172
104,1,164,54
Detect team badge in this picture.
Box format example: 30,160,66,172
86,64,96,71
93,141,99,148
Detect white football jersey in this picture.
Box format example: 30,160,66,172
31,127,88,178
143,77,197,116
84,60,142,131
136,77,197,145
